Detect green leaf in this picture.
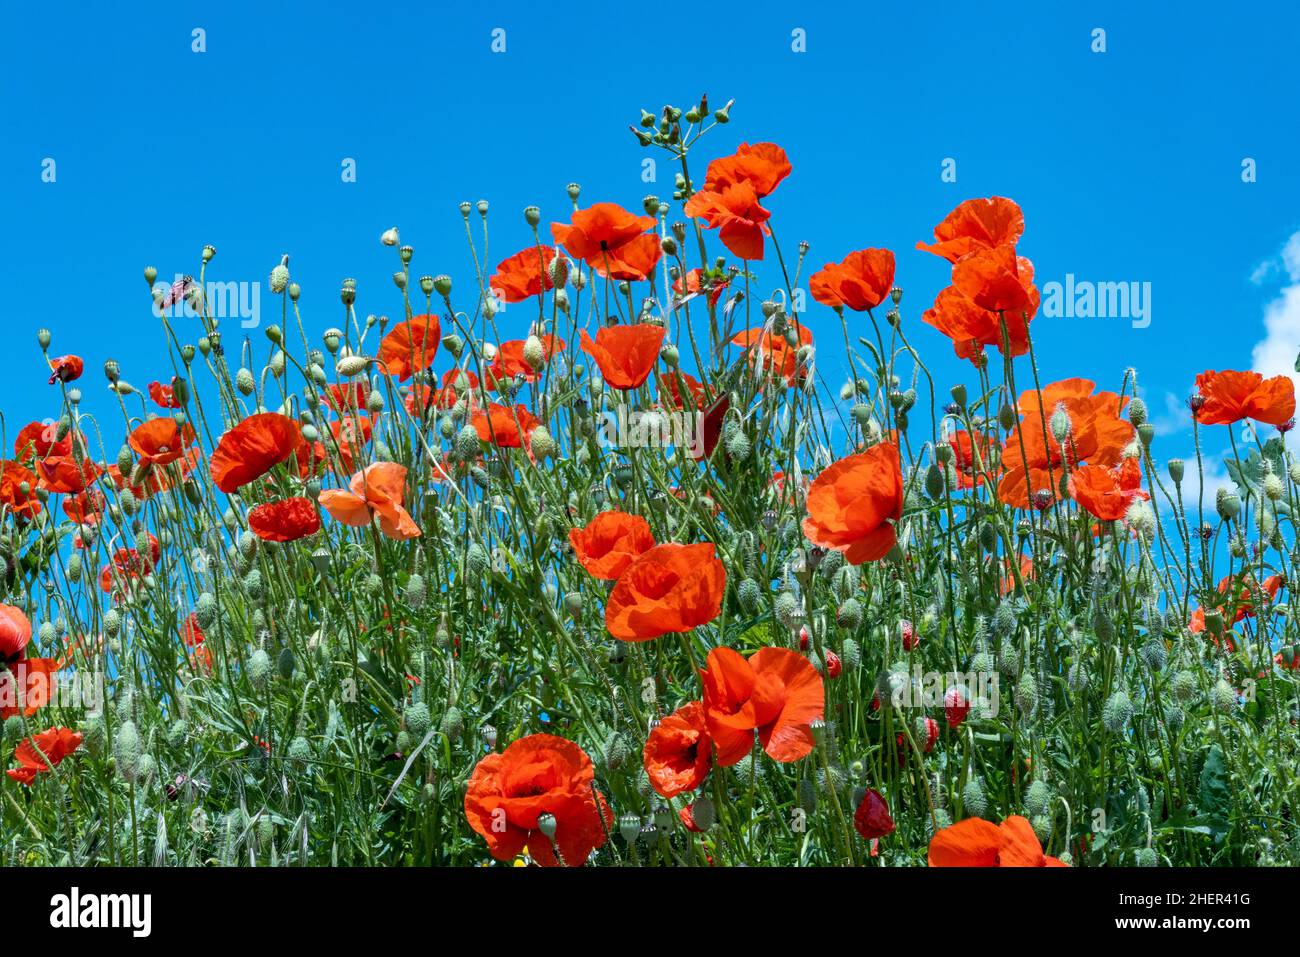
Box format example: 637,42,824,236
1197,744,1232,837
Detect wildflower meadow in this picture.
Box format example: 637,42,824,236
4,95,1299,873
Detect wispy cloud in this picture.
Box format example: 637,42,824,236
1250,231,1300,390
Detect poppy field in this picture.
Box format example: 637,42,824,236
3,97,1299,869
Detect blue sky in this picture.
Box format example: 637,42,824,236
3,1,1298,489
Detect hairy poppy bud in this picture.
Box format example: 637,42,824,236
439,707,464,740
530,426,557,460
336,355,370,377
1171,670,1197,702
405,573,427,609
403,702,432,739
836,597,863,630
115,721,142,783
1127,397,1147,426
1102,690,1133,732
270,260,290,294
1215,488,1240,522
998,403,1017,431
962,777,988,819
248,648,272,689
1211,679,1236,714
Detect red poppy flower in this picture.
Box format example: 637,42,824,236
928,815,1068,867
643,700,712,798
730,322,813,386
325,381,370,413
605,542,726,641
182,613,206,647
378,314,441,381
700,646,824,765
128,417,197,468
702,142,792,198
471,403,540,449
952,246,1038,316
854,789,896,841
0,460,42,519
488,336,566,387
491,245,557,303
47,355,84,385
318,462,420,540
0,603,32,665
810,249,896,312
248,497,322,542
464,733,612,867
148,379,183,409
917,197,1025,263
569,511,655,580
1192,370,1296,427
329,415,374,474
922,284,1037,362
998,379,1132,509
659,371,708,410
36,455,101,495
550,203,657,268
98,534,161,594
802,442,904,564
62,488,106,524
1068,457,1149,522
0,657,61,721
14,421,75,463
407,370,479,415
6,726,82,785
579,324,666,390
1189,573,1285,634
947,430,990,488
591,233,663,281
683,180,771,260
944,685,971,729
209,413,301,493
672,269,730,309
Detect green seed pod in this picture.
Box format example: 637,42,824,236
603,732,630,772
962,777,988,819
405,573,427,609
1015,672,1038,715
277,647,296,680
1211,679,1236,714
836,597,863,630
167,719,189,748
440,706,465,740
67,553,83,583
1031,814,1054,843
925,463,946,499
243,568,264,601
466,543,489,577
114,720,142,783
1025,779,1052,817
774,590,801,629
1171,670,1197,702
239,530,258,561
195,592,217,628
840,637,861,671
104,607,122,637
403,702,432,739
737,578,762,614
1102,690,1134,732
248,648,273,689
455,425,481,462
235,368,256,395
1167,458,1184,484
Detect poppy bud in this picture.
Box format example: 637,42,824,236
144,265,158,286
1049,406,1071,442
335,355,370,378
1102,690,1133,732
1015,672,1038,715
998,403,1017,431
836,597,863,630
115,720,142,783
236,368,255,395
1264,473,1284,501
961,777,988,819
270,261,290,294
925,464,946,500
1127,397,1147,426
403,702,432,739
248,649,272,689
1211,679,1236,714
405,573,427,609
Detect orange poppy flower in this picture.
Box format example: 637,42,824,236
809,249,896,312
643,700,712,798
464,733,612,867
6,726,82,785
658,374,704,414
922,283,1036,362
998,553,1035,596
0,604,32,664
47,355,84,385
569,511,655,580
916,197,1025,264
802,442,904,565
148,379,182,409
730,322,813,385
702,142,792,198
98,534,161,594
472,403,540,449
0,460,42,519
182,612,206,647
550,203,656,268
1192,370,1295,427
14,420,75,463
605,542,726,641
128,417,197,468
1067,457,1148,522
998,378,1132,509
672,269,730,309
683,180,771,260
488,336,566,387
209,413,301,494
248,496,322,542
0,657,61,722
591,233,663,282
318,462,420,540
700,646,824,765
579,324,666,390
378,314,441,381
36,455,101,495
329,415,373,474
490,245,556,303
948,430,990,488
189,643,215,675
325,381,370,413
928,815,1068,867
1189,573,1285,634
62,488,106,524
952,246,1038,316
407,370,479,415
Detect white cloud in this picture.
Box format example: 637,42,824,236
1250,231,1300,390
1147,389,1190,437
